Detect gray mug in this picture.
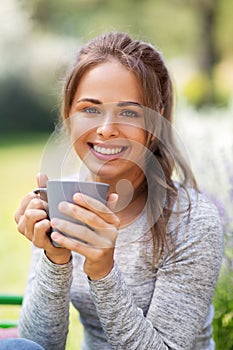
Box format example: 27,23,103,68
34,180,110,246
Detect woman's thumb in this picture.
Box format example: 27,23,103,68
107,193,118,211
37,173,48,188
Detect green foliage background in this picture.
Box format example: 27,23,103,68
1,0,233,348
1,0,233,133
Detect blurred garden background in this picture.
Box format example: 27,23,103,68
0,0,233,349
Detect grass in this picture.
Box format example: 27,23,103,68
0,133,83,349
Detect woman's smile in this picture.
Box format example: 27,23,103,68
88,142,128,160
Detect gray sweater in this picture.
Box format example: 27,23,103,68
19,190,223,349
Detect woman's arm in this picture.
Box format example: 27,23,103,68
88,195,223,349
14,173,73,350
15,174,119,350
18,246,73,350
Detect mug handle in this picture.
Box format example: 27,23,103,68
33,188,48,202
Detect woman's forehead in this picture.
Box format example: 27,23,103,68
71,60,143,106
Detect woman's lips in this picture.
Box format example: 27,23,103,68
88,143,128,160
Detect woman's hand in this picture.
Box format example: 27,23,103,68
50,192,120,280
14,174,71,265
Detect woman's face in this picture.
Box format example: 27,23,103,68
69,60,148,185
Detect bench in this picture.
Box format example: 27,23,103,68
0,294,23,339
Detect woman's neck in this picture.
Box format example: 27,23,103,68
116,190,147,228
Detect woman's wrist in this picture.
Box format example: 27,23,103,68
86,260,114,281
45,251,71,265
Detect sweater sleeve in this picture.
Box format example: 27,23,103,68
18,247,73,350
88,195,223,349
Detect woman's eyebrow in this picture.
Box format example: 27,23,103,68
76,98,102,104
75,99,143,108
117,101,143,108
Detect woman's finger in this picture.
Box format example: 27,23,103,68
51,218,117,248
58,200,117,232
19,207,48,239
15,190,48,223
72,193,120,227
51,229,114,261
16,196,48,236
33,218,52,248
106,193,119,211
14,192,37,224
15,173,48,224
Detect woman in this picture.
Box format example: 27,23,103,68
14,32,222,349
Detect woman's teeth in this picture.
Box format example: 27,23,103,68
93,145,123,155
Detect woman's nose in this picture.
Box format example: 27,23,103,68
96,117,119,138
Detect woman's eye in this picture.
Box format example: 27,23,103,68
83,106,99,114
121,109,139,118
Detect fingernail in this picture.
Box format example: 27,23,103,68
51,218,59,227
109,193,118,202
73,193,82,200
51,232,60,240
59,201,69,211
